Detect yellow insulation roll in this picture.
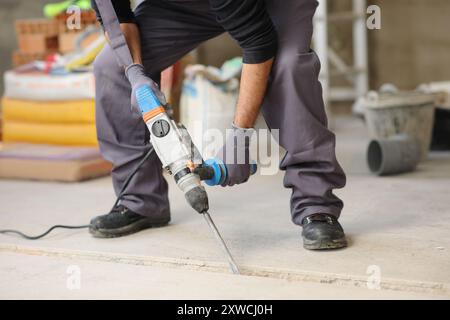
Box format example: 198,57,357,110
3,122,98,146
1,98,95,124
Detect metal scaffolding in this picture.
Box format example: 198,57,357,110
313,0,369,109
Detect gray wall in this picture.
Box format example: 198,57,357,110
197,33,240,68
369,0,450,89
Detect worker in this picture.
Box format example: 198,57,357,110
90,0,347,250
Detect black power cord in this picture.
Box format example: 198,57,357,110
0,146,155,240
0,225,91,240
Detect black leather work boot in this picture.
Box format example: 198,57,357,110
89,205,170,238
301,214,347,250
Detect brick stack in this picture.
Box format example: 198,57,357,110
13,19,59,67
12,10,98,66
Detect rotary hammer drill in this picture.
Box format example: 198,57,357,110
134,84,256,214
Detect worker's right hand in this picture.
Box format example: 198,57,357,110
216,124,256,187
125,64,167,112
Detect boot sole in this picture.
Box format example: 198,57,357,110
89,218,170,238
303,237,348,250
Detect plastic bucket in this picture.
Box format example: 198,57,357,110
367,134,421,176
363,91,436,160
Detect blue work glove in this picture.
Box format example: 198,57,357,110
217,124,256,187
125,63,167,112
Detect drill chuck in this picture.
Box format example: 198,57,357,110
171,161,209,213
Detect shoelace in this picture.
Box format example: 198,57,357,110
304,214,335,225
111,205,128,215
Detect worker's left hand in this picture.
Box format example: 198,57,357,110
217,124,256,187
125,64,167,112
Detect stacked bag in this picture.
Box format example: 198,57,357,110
2,71,97,146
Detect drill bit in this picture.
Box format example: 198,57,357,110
202,211,240,275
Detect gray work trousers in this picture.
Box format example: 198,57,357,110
93,0,346,225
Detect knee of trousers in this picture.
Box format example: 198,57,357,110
273,49,321,80
266,49,325,121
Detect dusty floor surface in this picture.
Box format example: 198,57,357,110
0,116,449,299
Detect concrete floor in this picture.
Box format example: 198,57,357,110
0,116,449,299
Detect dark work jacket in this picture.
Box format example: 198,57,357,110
91,0,278,64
